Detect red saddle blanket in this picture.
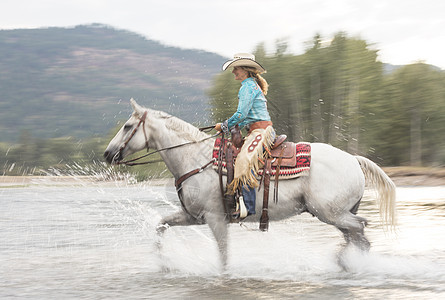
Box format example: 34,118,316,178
212,138,311,180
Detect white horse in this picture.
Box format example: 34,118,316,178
104,99,396,269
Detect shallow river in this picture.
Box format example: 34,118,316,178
1,180,444,299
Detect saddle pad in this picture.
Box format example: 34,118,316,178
258,142,311,179
213,138,311,180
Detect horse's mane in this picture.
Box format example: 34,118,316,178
145,109,209,142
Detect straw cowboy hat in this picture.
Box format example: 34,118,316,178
222,53,266,73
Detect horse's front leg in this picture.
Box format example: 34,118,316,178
156,210,201,235
154,210,202,272
205,212,229,270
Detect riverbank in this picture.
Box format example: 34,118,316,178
382,167,445,186
1,167,444,187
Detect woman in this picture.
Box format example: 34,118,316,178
215,53,275,217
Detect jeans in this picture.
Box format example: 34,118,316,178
242,185,256,215
240,127,276,216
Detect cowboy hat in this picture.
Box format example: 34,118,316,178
222,53,266,73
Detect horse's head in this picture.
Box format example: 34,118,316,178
104,99,151,164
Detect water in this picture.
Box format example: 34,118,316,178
1,179,444,299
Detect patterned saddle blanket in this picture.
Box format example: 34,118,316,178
212,138,311,180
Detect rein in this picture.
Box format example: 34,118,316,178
197,125,215,133
115,113,217,166
116,132,218,166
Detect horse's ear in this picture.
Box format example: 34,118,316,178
130,98,144,116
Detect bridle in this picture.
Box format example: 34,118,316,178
114,111,218,166
118,111,149,154
113,111,150,165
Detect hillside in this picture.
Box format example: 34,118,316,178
0,24,225,142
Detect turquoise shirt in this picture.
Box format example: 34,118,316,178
227,77,271,129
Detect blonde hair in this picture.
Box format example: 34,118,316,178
241,66,269,95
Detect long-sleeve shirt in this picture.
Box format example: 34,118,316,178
227,77,271,129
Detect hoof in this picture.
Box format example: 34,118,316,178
156,223,170,235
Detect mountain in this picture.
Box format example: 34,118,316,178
0,24,225,142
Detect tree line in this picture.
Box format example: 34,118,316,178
209,33,445,167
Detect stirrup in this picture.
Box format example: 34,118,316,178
232,196,248,219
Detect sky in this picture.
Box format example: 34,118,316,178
1,0,444,69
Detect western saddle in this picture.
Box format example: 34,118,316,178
218,126,294,231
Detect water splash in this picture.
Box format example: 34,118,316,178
1,174,444,298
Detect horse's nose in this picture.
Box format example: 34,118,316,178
104,150,114,164
104,149,123,164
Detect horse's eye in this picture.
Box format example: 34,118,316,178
124,124,133,131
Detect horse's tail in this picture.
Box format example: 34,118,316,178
355,155,397,230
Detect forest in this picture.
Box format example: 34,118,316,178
1,32,445,177
210,33,445,167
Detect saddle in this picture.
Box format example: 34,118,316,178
213,138,310,179
213,127,311,231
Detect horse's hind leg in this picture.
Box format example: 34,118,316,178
313,197,370,251
335,213,370,251
334,213,370,271
340,198,370,250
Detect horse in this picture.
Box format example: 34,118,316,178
104,99,396,269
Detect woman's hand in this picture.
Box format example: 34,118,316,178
214,123,222,132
